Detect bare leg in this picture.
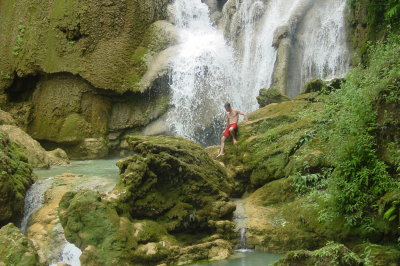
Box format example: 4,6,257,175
217,135,227,157
230,127,238,144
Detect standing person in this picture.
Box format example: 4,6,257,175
216,103,248,158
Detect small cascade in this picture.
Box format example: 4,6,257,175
20,179,52,232
238,227,247,250
232,199,253,252
50,242,82,266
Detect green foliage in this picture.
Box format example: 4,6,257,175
292,168,332,195
12,25,25,57
349,0,400,22
325,33,400,226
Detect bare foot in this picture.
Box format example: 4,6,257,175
233,139,238,145
216,153,224,158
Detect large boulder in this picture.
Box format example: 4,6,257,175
58,136,236,265
0,132,35,225
0,125,69,168
114,136,235,231
0,223,43,266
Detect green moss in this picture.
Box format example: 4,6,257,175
257,87,290,108
274,242,363,266
0,132,34,225
220,98,328,190
115,136,235,232
58,113,92,144
59,191,138,265
0,223,43,266
353,243,400,266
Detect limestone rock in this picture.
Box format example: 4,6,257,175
115,136,235,231
257,87,290,108
0,125,69,168
0,0,173,93
58,136,237,265
0,223,44,266
46,148,69,166
0,132,34,225
66,138,109,160
0,109,16,125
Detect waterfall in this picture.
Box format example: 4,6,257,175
20,179,52,232
167,0,241,145
286,0,350,97
167,0,350,144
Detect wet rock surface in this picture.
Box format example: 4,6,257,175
58,136,237,265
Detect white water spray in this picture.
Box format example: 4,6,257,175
167,0,241,144
167,0,350,144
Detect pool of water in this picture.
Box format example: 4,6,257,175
34,158,121,180
190,250,283,266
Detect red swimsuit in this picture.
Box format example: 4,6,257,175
223,123,238,137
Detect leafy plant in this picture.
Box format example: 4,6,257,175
324,33,400,226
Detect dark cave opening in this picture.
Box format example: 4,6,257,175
5,75,39,103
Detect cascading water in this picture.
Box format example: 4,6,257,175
287,0,350,97
227,0,306,103
167,0,350,145
232,199,252,252
167,0,241,145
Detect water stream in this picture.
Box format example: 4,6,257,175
20,159,120,266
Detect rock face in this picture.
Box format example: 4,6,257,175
0,132,35,225
0,0,174,93
0,125,69,168
58,136,236,265
0,0,176,159
0,223,43,266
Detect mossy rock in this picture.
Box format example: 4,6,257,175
58,137,238,265
0,132,35,225
252,178,296,206
257,87,290,108
301,79,326,94
0,0,172,93
115,136,235,232
219,98,330,191
59,190,139,265
274,242,363,266
353,243,400,266
0,223,44,266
